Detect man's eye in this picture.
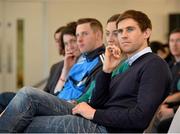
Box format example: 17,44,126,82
83,32,88,36
76,34,79,37
117,29,123,34
127,28,133,32
176,39,180,43
106,32,110,36
71,39,77,43
113,32,118,37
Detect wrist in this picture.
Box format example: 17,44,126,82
60,77,66,82
103,66,113,73
61,69,69,79
91,109,96,120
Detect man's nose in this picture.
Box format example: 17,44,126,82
121,31,128,38
77,35,83,43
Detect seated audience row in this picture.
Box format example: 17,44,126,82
0,10,177,133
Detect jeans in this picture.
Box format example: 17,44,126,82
25,116,107,133
0,87,107,133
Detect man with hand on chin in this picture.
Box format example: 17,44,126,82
72,10,172,133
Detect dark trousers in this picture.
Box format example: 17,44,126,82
157,117,173,133
0,92,16,113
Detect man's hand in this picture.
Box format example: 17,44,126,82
163,92,180,103
72,102,96,120
103,45,123,73
64,50,78,70
61,49,80,80
157,104,174,121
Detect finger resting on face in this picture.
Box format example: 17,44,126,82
113,54,121,59
106,46,113,51
111,47,118,55
66,51,72,54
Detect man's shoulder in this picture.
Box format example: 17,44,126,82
132,53,170,72
50,60,64,71
138,53,166,64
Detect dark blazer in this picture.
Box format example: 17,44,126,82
0,92,15,113
43,60,64,95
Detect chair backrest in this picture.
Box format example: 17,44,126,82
168,106,180,133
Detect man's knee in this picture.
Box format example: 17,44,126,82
13,87,39,104
18,86,39,96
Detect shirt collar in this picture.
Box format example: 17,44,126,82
127,47,152,66
83,45,105,61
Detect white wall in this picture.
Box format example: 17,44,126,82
0,0,45,91
0,0,4,90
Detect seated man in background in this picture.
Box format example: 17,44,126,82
54,18,105,102
105,14,121,47
156,28,180,133
44,25,66,94
105,13,128,77
54,26,66,56
44,22,79,95
0,10,172,133
149,41,173,68
150,41,169,59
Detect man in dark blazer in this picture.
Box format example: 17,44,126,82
44,61,64,95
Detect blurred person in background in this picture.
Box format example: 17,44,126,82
156,28,180,133
149,41,173,68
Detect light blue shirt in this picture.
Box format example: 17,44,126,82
127,47,152,66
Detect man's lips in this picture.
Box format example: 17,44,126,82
121,41,131,44
78,44,84,48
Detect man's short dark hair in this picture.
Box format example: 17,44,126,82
170,28,180,35
149,41,166,54
116,10,152,32
107,14,121,24
77,18,103,36
60,21,77,48
54,26,65,39
116,10,152,44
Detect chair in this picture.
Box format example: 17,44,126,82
168,106,180,133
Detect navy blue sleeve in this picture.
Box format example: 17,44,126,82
90,71,112,108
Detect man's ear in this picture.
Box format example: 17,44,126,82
95,30,102,41
144,28,152,39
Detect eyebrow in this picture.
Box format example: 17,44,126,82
117,26,136,31
117,28,122,32
118,26,135,29
105,29,118,32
